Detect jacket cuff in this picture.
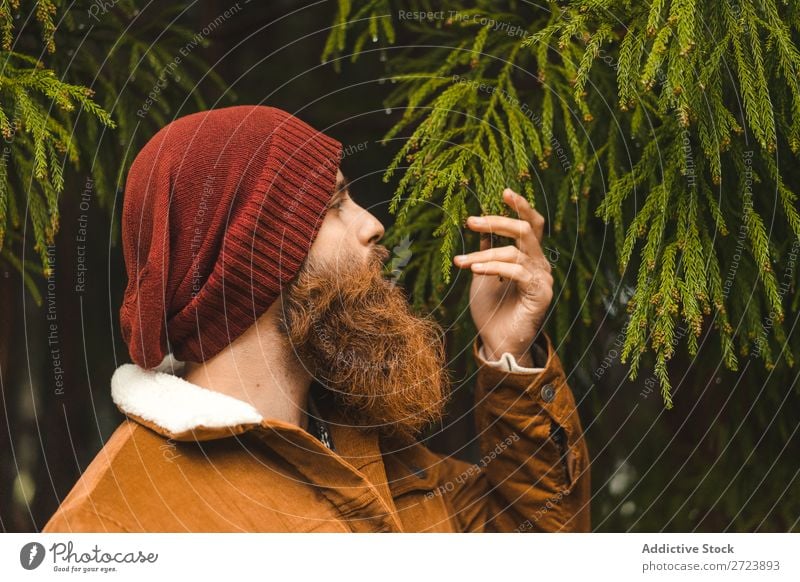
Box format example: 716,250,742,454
477,345,545,373
472,332,565,396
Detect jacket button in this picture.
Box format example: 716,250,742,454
540,383,556,402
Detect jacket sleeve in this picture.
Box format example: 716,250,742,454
443,331,591,532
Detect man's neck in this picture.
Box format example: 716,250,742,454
182,314,313,431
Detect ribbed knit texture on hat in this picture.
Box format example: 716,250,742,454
119,105,342,368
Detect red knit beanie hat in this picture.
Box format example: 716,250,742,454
119,105,342,368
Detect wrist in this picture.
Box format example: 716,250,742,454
481,335,538,367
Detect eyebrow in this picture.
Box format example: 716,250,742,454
329,176,350,206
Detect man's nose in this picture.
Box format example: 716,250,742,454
360,211,385,246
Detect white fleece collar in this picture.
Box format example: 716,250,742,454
110,354,264,437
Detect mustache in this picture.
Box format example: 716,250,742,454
370,244,391,270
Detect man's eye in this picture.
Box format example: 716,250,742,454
330,194,349,210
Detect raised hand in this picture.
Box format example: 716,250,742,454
453,188,553,368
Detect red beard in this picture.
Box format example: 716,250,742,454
278,244,451,445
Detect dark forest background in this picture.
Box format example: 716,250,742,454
0,0,797,532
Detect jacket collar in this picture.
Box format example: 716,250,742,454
109,353,405,477
110,354,269,442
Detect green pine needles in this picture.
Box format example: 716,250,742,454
324,0,800,408
1,1,227,301
0,2,115,282
0,53,115,273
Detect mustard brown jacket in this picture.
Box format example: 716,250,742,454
43,334,591,533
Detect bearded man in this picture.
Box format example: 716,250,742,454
43,105,591,533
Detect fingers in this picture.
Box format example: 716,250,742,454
454,243,554,298
469,260,554,290
463,187,548,270
454,244,551,273
469,260,530,282
502,188,545,243
465,190,545,244
466,214,529,239
466,214,546,265
455,244,522,266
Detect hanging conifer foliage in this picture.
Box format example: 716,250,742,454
0,0,227,301
323,0,800,408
